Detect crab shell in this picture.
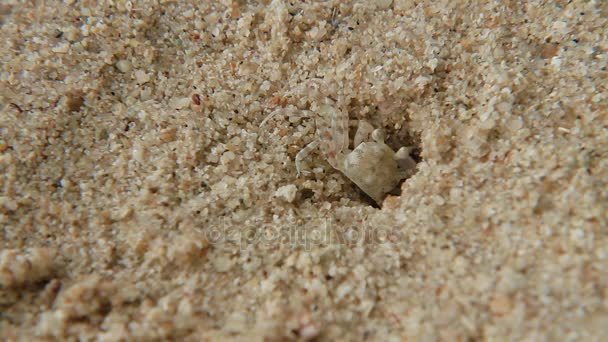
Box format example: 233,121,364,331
339,141,402,204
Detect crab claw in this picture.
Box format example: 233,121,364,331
395,147,417,178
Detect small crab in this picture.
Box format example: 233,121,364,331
260,101,416,204
295,104,417,204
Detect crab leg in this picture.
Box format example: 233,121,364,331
259,108,287,127
315,105,349,170
353,120,374,147
395,146,417,178
331,106,350,156
260,106,303,127
295,140,319,177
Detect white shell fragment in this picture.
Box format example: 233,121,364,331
275,184,298,203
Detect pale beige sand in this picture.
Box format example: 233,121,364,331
1,1,607,340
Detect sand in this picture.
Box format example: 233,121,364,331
1,0,607,340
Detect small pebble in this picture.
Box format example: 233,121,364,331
115,59,132,73
275,184,297,203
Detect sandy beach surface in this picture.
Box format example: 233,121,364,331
1,1,607,340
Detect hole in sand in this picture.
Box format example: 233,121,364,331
339,104,423,207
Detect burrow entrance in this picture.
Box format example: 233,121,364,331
347,106,422,208
295,101,423,208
